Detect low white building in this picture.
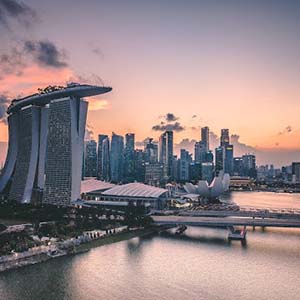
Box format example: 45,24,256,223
82,182,168,210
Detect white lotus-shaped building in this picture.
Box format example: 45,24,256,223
183,173,230,199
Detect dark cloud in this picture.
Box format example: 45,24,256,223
92,47,104,58
152,121,185,132
24,40,68,68
153,113,184,132
135,137,156,148
192,115,197,118
278,125,292,135
0,47,25,79
69,73,104,85
0,94,10,124
165,113,178,122
278,125,293,135
0,0,37,27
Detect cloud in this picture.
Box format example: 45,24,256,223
88,99,109,111
69,73,105,86
0,0,37,28
152,121,185,132
92,47,104,58
24,40,68,68
278,125,292,135
192,115,197,118
153,113,184,132
165,113,179,122
0,47,25,79
174,138,197,156
85,124,94,141
0,94,9,124
135,137,157,148
230,134,257,156
0,40,69,81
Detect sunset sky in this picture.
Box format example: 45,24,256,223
0,0,300,166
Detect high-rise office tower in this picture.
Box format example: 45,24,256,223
124,133,135,182
220,129,230,147
215,146,224,175
242,154,257,179
110,133,124,183
233,157,243,176
84,140,97,177
101,137,110,181
178,149,192,181
97,134,108,179
201,162,214,183
224,144,234,175
134,149,146,182
292,162,300,182
194,141,207,163
159,131,173,179
0,84,112,205
145,138,158,164
201,126,209,152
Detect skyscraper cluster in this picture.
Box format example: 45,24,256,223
83,126,260,186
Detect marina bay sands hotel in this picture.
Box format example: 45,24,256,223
0,84,112,206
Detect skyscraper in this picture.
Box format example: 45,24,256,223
97,134,108,180
292,162,300,182
178,149,192,181
201,162,214,183
233,157,243,176
242,154,257,179
220,129,230,147
124,133,135,182
215,146,224,175
42,97,88,206
110,133,124,183
194,141,207,163
101,136,110,181
216,129,234,175
224,144,234,175
201,126,209,152
159,131,173,180
145,138,158,164
84,140,97,177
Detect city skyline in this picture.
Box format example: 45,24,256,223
0,0,300,167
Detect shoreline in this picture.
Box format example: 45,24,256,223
0,227,156,274
75,227,156,252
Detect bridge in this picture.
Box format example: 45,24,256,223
152,209,300,241
152,215,300,228
177,207,300,220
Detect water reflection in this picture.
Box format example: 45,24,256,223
1,192,300,300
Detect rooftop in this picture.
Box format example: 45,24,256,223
7,83,112,114
81,179,115,194
102,182,168,198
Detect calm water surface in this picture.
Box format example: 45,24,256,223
1,192,300,300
